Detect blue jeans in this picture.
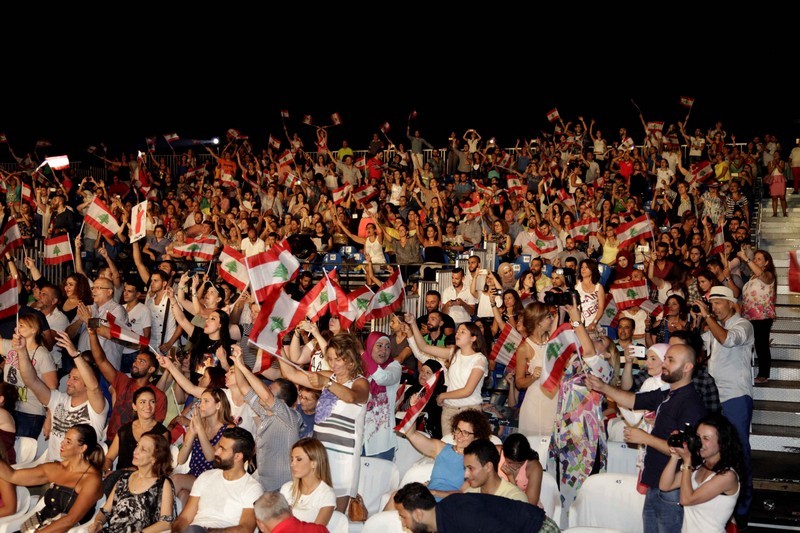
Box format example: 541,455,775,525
722,395,753,516
13,411,45,439
643,487,683,533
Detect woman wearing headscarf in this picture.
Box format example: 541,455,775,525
361,332,402,461
397,359,447,439
611,249,635,285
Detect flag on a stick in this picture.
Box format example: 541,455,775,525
609,279,649,310
249,289,307,355
541,323,581,394
246,240,300,303
171,238,217,262
84,197,121,239
0,278,18,321
394,369,443,434
218,245,249,291
546,108,560,123
106,314,150,347
489,322,522,372
355,269,405,330
680,96,695,108
615,214,654,249
44,234,73,265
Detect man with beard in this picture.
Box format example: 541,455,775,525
441,268,476,327
554,236,587,268
173,427,264,533
416,290,455,336
462,255,481,288
422,311,455,348
529,257,553,294
393,482,554,532
586,344,706,532
87,334,167,443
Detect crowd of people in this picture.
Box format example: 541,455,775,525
0,113,788,532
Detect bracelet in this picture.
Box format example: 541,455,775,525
70,352,81,359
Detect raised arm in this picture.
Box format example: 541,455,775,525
58,331,107,415
402,313,455,360
155,354,205,399
14,333,52,407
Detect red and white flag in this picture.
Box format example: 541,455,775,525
355,156,366,170
278,150,294,166
569,217,599,242
647,121,665,133
557,189,576,211
355,269,405,330
546,108,560,123
0,278,18,321
507,177,526,199
709,223,725,257
380,122,390,133
171,238,217,262
541,323,581,394
528,228,559,260
302,115,313,125
163,133,179,143
680,96,695,108
218,245,250,291
0,217,22,257
184,166,207,180
615,214,653,249
106,314,150,347
0,134,6,143
336,285,374,331
609,279,649,311
302,271,338,323
332,185,350,205
36,139,52,148
460,197,482,218
639,300,663,320
129,201,147,244
268,135,281,150
331,112,342,126
352,184,378,204
146,137,157,153
246,240,300,303
280,109,289,119
599,295,619,329
690,161,714,184
249,288,307,356
21,182,35,206
227,128,248,140
490,322,523,372
45,155,70,171
44,234,73,265
394,369,443,434
84,197,121,239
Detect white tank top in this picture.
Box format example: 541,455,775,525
364,236,386,264
682,470,739,533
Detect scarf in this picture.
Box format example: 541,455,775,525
362,332,391,397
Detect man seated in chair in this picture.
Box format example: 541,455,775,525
463,439,527,502
394,482,559,532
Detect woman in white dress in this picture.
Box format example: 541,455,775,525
280,437,336,527
514,302,559,436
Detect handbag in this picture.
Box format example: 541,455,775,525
21,511,65,533
346,493,368,522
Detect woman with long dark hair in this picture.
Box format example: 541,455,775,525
659,412,743,532
738,248,777,384
498,433,543,506
575,258,605,331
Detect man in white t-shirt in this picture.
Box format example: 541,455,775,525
789,138,800,194
441,268,476,326
66,276,128,370
17,331,108,460
240,226,267,257
173,427,264,533
119,279,152,374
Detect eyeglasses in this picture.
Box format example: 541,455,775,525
454,427,475,438
92,285,113,291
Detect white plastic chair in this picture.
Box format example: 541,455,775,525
327,510,349,533
567,473,645,533
13,437,38,466
394,436,425,480
399,459,434,487
605,418,626,442
540,471,562,526
524,435,551,470
0,486,32,533
357,457,400,517
605,441,639,476
361,510,404,533
170,444,191,474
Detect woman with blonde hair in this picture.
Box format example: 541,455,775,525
279,437,336,526
515,302,559,436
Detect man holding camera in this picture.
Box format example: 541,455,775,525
586,344,706,532
694,285,754,522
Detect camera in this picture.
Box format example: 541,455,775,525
544,290,580,307
667,423,700,453
691,297,709,314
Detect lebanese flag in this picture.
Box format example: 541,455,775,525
84,197,121,239
647,121,664,133
680,96,695,108
496,152,513,169
461,197,482,218
475,184,493,198
283,172,301,189
569,217,599,242
227,128,248,140
171,238,217,262
331,112,342,126
280,109,289,119
355,269,405,330
546,108,560,123
0,278,18,321
249,288,307,355
639,300,663,320
302,271,338,323
163,133,179,143
352,184,378,204
278,150,294,166
540,323,581,394
0,217,22,257
599,295,619,329
690,161,714,184
355,156,367,170
664,135,680,147
146,137,156,153
528,228,558,260
380,122,390,133
268,135,281,150
106,314,150,347
218,245,250,291
45,155,70,171
21,182,35,207
246,240,300,303
302,115,313,125
44,234,73,265
490,322,523,372
185,166,207,179
609,279,649,311
557,189,576,210
332,185,350,205
336,285,374,331
709,223,725,257
507,177,526,199
35,139,52,148
394,369,443,434
615,214,653,249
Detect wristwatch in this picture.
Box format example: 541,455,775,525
571,320,582,328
